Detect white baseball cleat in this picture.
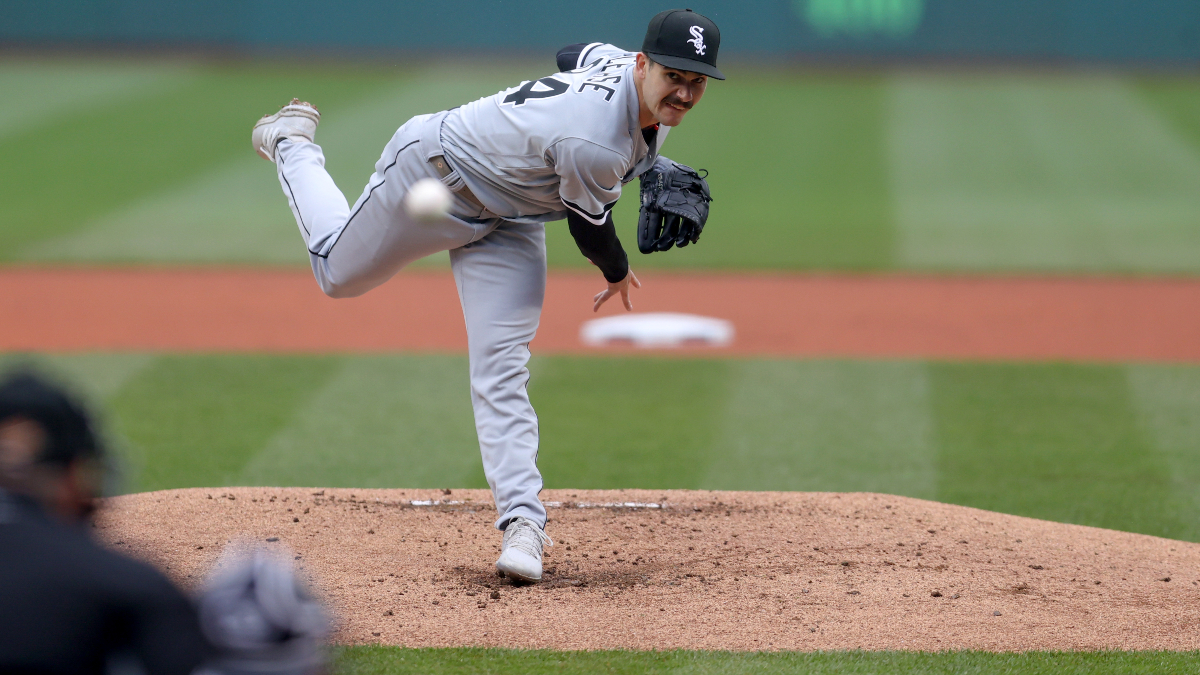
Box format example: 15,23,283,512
495,517,553,583
252,98,320,162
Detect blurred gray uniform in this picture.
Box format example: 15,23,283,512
274,43,665,530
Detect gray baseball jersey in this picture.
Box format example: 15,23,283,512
440,43,670,225
266,42,677,537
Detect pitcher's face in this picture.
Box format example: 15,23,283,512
636,53,707,127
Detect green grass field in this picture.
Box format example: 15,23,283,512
333,647,1200,674
8,351,1200,544
4,58,1200,273
4,55,1200,671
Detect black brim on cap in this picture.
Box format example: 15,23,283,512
644,52,725,80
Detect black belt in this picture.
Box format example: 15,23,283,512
429,155,485,212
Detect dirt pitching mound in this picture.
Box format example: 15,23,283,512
97,488,1200,651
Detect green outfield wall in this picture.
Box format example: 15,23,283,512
2,0,1197,65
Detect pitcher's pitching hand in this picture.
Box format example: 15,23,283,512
593,270,641,312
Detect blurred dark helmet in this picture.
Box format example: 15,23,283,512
0,370,107,519
0,370,103,471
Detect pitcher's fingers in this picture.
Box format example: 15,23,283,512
630,271,642,289
621,288,633,311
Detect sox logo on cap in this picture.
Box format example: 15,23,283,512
642,9,725,79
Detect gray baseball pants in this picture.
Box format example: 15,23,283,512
273,111,548,531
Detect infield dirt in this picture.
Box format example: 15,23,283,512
99,488,1200,651
21,267,1200,650
5,267,1200,361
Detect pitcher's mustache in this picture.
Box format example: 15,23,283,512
663,97,693,110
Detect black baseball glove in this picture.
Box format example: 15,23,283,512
637,156,712,254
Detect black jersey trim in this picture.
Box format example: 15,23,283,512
578,42,604,69
563,197,618,225
312,139,419,259
277,151,310,238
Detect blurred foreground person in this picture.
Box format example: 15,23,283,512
0,370,211,674
0,369,331,675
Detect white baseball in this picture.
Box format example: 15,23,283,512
404,178,453,222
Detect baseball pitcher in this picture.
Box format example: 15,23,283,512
251,9,722,582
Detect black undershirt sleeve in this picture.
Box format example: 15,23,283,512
556,43,588,71
567,210,629,284
557,41,630,283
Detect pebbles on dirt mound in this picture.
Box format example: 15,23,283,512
96,488,1200,651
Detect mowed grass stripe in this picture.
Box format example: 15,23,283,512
0,352,157,403
8,59,1200,274
0,62,401,255
1127,365,1200,529
23,65,544,266
21,153,319,266
1137,77,1200,157
239,356,483,489
336,646,1200,674
8,353,1200,542
704,360,935,498
572,71,894,272
0,60,191,140
1,58,897,272
930,363,1196,542
106,355,342,492
888,74,1200,274
532,356,732,490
